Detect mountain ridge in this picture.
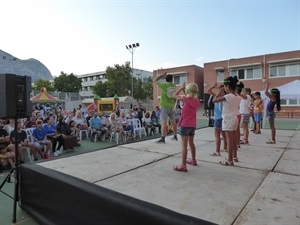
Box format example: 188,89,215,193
0,49,53,82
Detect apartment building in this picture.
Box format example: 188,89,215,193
77,68,153,99
203,50,300,112
152,65,204,108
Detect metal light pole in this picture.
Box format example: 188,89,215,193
126,43,140,107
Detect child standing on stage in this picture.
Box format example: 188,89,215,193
213,76,241,166
264,80,281,144
172,82,200,172
207,82,227,156
253,92,263,134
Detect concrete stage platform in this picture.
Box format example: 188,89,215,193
37,128,300,225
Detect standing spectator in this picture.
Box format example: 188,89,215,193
172,82,200,172
213,76,241,166
154,72,177,143
264,80,281,144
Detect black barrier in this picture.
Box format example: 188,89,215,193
20,164,217,225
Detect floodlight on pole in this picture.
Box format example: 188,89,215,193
126,43,140,107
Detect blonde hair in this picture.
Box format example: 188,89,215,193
185,83,198,98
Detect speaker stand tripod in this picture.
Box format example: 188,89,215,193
0,117,20,223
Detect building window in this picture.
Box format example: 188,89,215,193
270,63,300,77
280,99,299,106
173,75,187,85
216,70,224,82
230,68,261,80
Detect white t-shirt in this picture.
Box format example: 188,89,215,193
239,95,251,114
222,93,241,117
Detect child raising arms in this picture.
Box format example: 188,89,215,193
213,76,241,166
172,82,200,172
264,80,281,144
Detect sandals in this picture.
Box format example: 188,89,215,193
186,159,198,166
233,157,239,162
209,152,221,156
219,159,234,166
173,165,188,172
266,138,276,144
221,149,228,152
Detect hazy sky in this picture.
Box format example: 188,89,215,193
1,0,299,76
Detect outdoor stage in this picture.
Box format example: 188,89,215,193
20,128,300,225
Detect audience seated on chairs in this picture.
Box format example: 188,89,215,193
10,121,39,161
56,117,78,151
25,113,37,128
3,118,15,137
0,126,19,164
43,116,63,157
109,112,125,144
72,110,88,139
32,120,52,159
150,111,161,134
120,111,134,137
142,112,155,136
0,145,15,168
99,113,110,139
89,112,103,142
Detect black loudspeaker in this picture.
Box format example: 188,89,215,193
0,74,32,118
204,93,214,110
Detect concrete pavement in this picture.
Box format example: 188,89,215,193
39,127,300,225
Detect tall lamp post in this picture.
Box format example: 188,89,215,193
126,43,140,106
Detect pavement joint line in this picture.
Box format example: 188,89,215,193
270,131,296,173
91,154,174,184
231,170,270,225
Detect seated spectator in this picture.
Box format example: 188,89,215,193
0,145,15,168
32,120,52,159
25,114,37,128
150,111,161,134
56,117,78,151
120,111,133,136
109,113,125,143
72,111,87,131
143,112,155,136
89,113,102,141
4,118,15,136
167,120,173,135
99,113,110,139
43,117,63,157
10,121,39,162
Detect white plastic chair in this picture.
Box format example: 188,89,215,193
132,118,147,138
24,128,36,162
79,129,88,141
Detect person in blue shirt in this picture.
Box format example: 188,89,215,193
89,113,102,141
32,119,51,159
207,83,227,156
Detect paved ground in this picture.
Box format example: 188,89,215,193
37,127,300,225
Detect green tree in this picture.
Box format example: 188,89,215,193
105,62,131,97
143,76,154,100
92,80,108,98
33,79,55,91
53,72,82,92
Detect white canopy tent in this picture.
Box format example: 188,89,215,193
259,79,300,128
